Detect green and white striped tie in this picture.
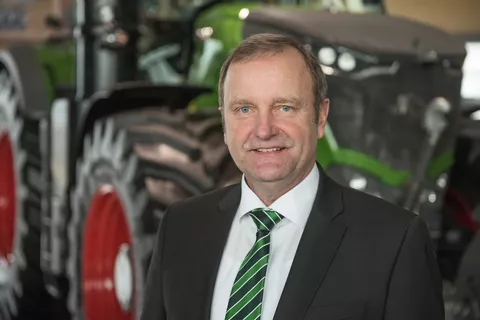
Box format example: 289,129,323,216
225,208,284,320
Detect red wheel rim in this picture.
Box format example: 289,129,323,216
82,185,135,320
0,131,16,264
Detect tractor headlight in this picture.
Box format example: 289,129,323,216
318,47,337,66
316,45,368,73
315,45,397,78
337,52,356,72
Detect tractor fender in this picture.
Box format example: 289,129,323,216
0,45,50,116
75,82,211,162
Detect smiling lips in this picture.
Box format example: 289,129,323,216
253,147,286,153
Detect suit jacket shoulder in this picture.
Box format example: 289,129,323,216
149,183,242,320
166,183,240,221
340,184,418,233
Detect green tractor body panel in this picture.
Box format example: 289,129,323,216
188,4,464,198
316,124,454,187
189,3,320,109
35,44,75,102
189,3,260,109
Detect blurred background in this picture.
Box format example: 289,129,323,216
0,0,479,319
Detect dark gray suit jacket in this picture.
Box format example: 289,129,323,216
141,167,445,320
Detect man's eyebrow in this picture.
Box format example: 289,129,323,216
228,97,303,108
229,99,253,107
272,97,303,105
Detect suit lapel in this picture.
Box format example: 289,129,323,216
273,169,347,320
199,184,241,320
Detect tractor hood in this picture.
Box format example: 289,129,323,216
244,8,466,61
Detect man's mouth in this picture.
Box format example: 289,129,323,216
253,147,286,153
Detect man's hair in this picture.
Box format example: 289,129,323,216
218,33,328,121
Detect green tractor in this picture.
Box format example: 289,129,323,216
0,0,471,320
143,0,466,234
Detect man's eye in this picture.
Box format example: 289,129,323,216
240,107,250,113
281,105,292,112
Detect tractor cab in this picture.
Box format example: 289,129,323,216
138,0,382,84
142,0,467,238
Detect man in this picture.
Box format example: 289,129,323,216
141,33,445,320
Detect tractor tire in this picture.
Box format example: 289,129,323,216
185,109,241,187
0,60,49,318
67,108,240,320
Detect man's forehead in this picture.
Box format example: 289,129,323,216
225,60,309,90
223,48,313,105
229,48,307,72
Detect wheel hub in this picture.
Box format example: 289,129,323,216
0,131,16,274
114,243,133,312
82,185,135,320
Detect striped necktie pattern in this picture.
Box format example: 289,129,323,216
225,208,284,320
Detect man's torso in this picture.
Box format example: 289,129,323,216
157,177,417,320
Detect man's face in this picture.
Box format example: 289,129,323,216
222,48,329,188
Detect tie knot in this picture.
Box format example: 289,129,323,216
248,208,284,232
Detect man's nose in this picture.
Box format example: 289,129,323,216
253,110,278,139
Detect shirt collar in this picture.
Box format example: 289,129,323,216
237,164,320,229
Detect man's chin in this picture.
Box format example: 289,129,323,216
248,168,289,184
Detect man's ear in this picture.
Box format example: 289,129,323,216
317,98,330,139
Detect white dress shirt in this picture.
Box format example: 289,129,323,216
210,164,320,320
